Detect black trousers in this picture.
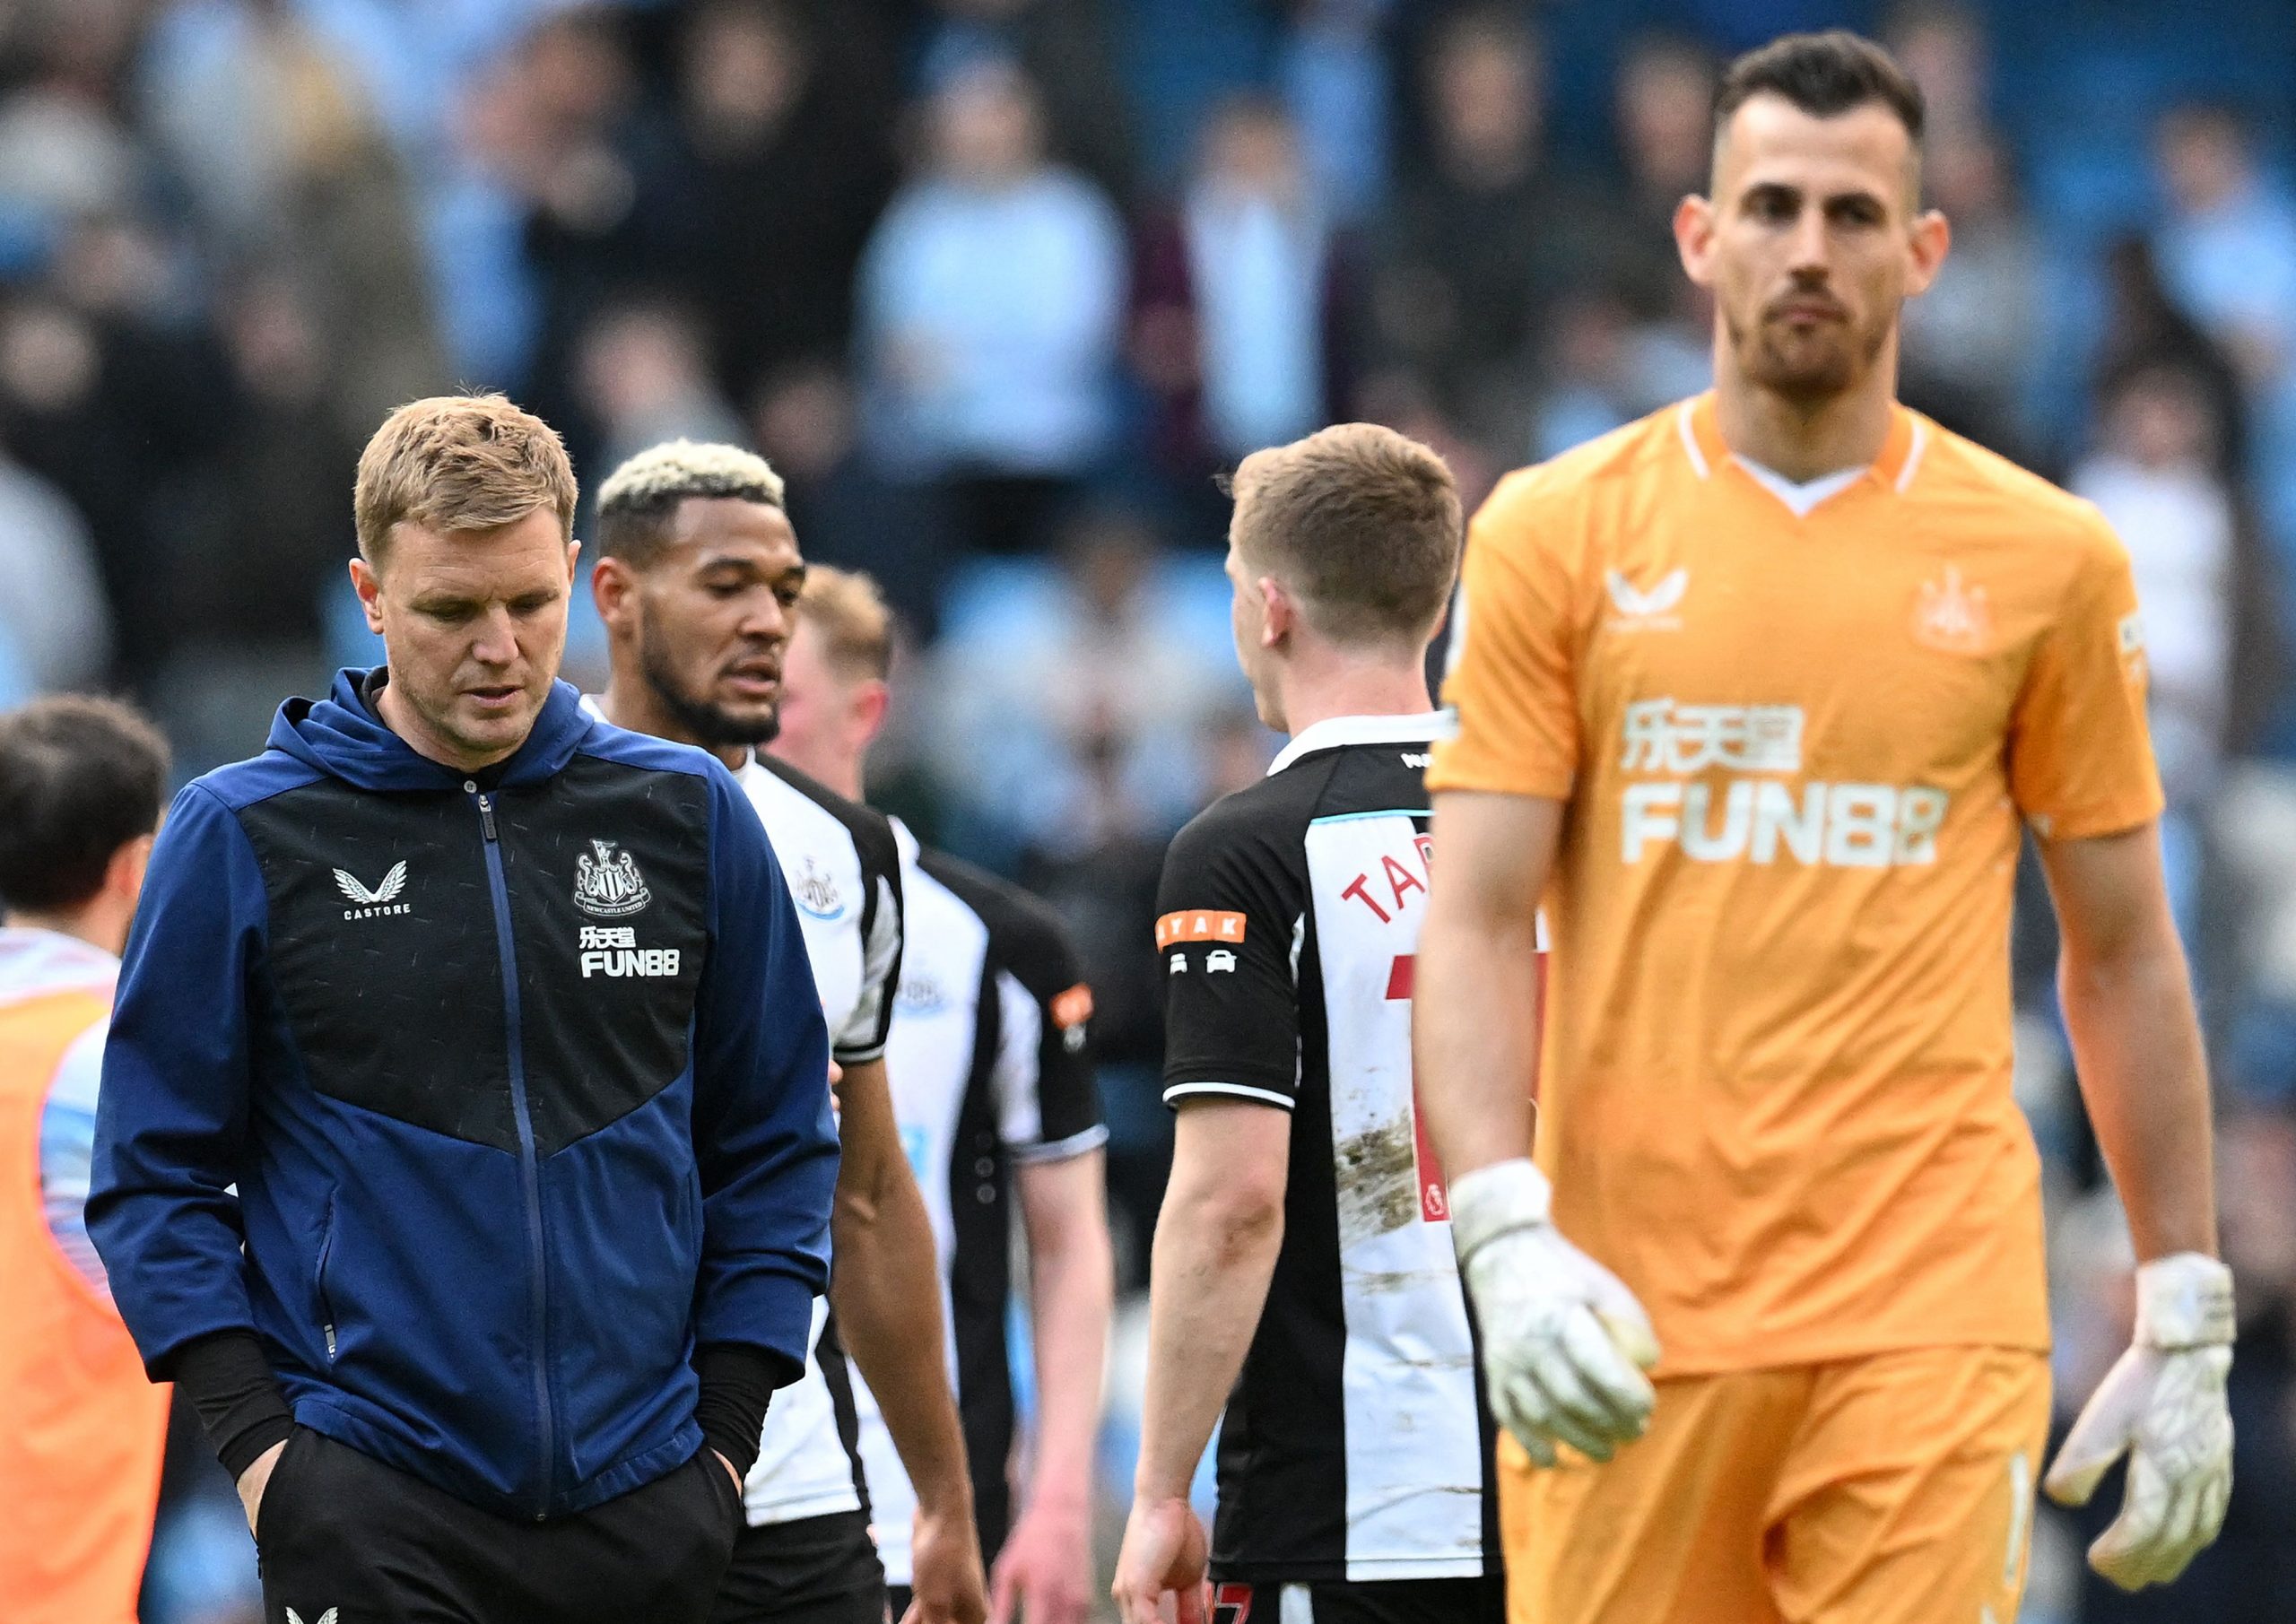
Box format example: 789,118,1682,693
256,1428,741,1624
709,1507,886,1624
1208,1576,1507,1623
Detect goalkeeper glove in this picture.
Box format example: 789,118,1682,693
2043,1251,2235,1591
1449,1159,1660,1467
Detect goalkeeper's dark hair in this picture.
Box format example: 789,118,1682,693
1715,30,1925,145
595,440,787,569
0,695,170,913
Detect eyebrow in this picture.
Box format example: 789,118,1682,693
413,583,562,612
1738,178,1892,208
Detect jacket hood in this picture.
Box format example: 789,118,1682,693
266,668,594,793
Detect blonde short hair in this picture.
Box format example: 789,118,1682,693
1227,422,1462,647
796,567,893,682
353,395,577,565
596,440,787,568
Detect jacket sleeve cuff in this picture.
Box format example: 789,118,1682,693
695,1265,820,1380
167,1329,295,1479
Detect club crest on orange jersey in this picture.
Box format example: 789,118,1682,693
1911,566,1991,655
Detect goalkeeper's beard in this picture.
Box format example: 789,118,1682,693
639,626,782,749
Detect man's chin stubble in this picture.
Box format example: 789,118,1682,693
655,681,779,749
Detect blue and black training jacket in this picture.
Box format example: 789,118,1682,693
88,670,839,1519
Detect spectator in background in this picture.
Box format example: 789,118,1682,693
926,508,1239,862
140,0,448,444
475,8,666,432
665,0,898,402
1518,37,1718,465
2074,368,2240,790
155,270,361,770
1883,1,1992,147
857,58,1126,555
1371,8,1598,450
0,443,111,695
2152,103,2296,399
1276,0,1397,226
0,0,144,256
912,0,1137,210
1900,131,2040,456
752,364,948,638
1134,97,1350,499
572,299,746,491
1607,32,1718,315
1527,291,1641,462
2095,238,2252,479
2072,365,2272,961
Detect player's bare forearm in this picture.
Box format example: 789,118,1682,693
2040,824,2219,1261
1135,1102,1291,1501
1416,790,1562,1179
828,1056,976,1515
1016,1151,1114,1511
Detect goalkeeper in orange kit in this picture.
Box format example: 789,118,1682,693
1414,29,2232,1624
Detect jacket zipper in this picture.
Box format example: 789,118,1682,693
471,782,556,1520
315,1192,337,1360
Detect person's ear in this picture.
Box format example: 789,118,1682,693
1905,207,1952,298
851,679,891,750
108,832,155,908
591,556,638,632
564,538,582,581
350,555,385,636
1674,192,1718,288
1258,576,1294,648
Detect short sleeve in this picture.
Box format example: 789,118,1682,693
42,1022,110,1297
837,820,905,1064
1428,475,1583,799
1156,808,1302,1111
985,896,1107,1160
2007,519,2165,840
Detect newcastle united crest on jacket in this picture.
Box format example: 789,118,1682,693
576,839,652,917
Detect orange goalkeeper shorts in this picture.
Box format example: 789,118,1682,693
1500,1345,2050,1624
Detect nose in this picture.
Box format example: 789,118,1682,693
470,604,521,666
1787,206,1831,278
735,594,793,645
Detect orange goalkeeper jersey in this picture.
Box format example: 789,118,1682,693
1428,394,2162,1372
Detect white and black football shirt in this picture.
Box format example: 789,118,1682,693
576,708,904,1525
852,820,1107,1585
1158,713,1495,1585
731,751,904,1526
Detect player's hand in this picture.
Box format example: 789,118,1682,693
2043,1252,2235,1591
903,1501,989,1624
236,1437,289,1536
987,1496,1092,1624
1449,1159,1660,1468
1110,1494,1209,1624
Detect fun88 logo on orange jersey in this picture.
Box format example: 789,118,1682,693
1616,699,1946,869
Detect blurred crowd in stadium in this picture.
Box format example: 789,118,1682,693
3,0,2295,1618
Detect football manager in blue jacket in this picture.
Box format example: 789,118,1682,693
89,394,840,1624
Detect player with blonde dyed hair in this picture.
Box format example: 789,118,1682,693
589,439,990,1624
1416,30,2231,1624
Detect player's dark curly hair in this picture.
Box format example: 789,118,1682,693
1714,30,1925,144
